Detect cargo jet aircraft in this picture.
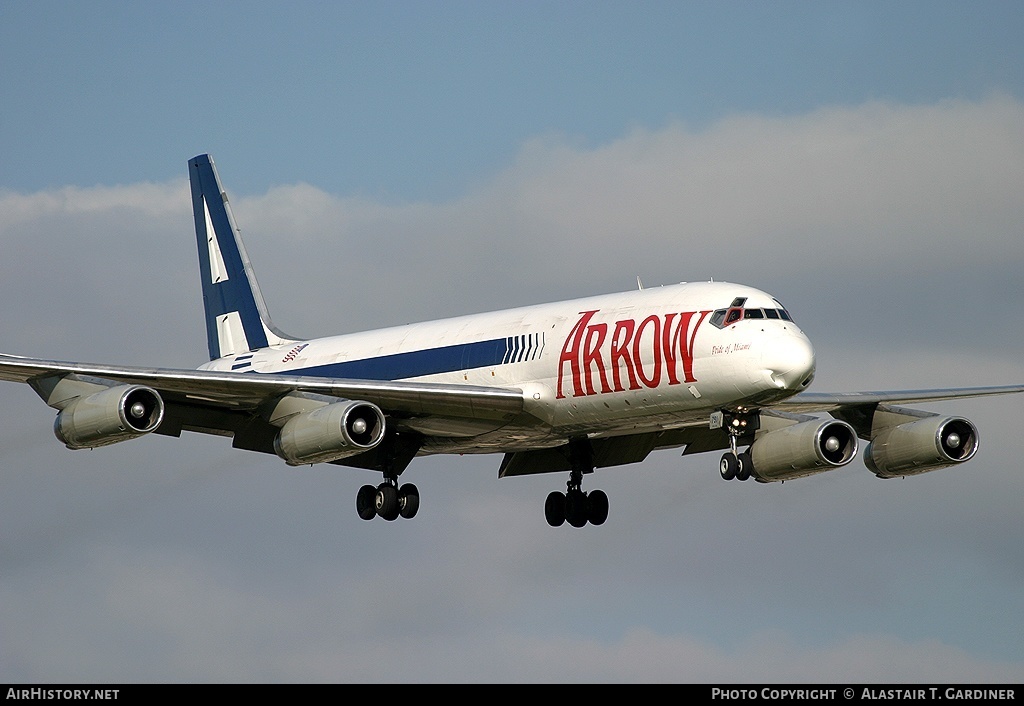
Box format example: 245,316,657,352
1,154,1021,527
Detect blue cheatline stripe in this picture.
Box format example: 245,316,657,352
282,337,512,381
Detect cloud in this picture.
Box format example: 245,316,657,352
4,94,1022,341
3,538,1020,683
233,94,1024,337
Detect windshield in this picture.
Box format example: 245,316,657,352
708,297,794,329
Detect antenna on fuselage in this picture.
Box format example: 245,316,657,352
636,276,644,290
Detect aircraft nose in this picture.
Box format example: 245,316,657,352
762,333,816,391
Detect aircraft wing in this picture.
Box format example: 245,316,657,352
0,354,525,424
502,383,1024,477
774,385,1024,415
5,351,1022,479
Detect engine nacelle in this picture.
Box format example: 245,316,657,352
273,400,386,465
749,419,858,481
54,384,165,449
864,416,978,478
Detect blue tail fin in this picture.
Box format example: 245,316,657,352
188,154,297,361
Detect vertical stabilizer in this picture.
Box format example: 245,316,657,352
188,154,297,361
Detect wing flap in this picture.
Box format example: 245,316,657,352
498,427,721,477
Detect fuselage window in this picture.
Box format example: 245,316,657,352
744,308,765,319
725,308,743,325
764,309,780,319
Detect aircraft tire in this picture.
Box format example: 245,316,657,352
587,490,609,526
565,489,588,528
399,483,419,519
356,484,377,520
545,491,566,527
736,452,753,481
720,453,738,480
376,484,400,521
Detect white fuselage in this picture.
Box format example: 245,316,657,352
200,281,816,453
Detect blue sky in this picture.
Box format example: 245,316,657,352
4,2,1022,198
1,1,1023,684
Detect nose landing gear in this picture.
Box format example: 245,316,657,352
718,410,758,482
719,450,754,481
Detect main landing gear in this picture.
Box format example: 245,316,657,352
354,431,421,521
719,410,758,482
544,440,608,528
356,478,419,521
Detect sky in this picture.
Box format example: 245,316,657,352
1,0,1023,684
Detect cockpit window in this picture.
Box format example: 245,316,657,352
709,302,796,328
773,298,793,320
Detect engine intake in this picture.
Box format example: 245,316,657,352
750,419,858,481
54,384,165,449
865,415,978,478
274,400,386,465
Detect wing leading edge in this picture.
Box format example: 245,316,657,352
776,385,1024,415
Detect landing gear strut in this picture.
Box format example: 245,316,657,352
718,410,758,482
355,432,421,521
545,440,608,527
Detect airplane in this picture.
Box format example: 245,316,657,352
1,153,1022,528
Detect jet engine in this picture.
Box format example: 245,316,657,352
749,418,858,481
54,384,165,449
864,415,978,478
273,400,386,465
